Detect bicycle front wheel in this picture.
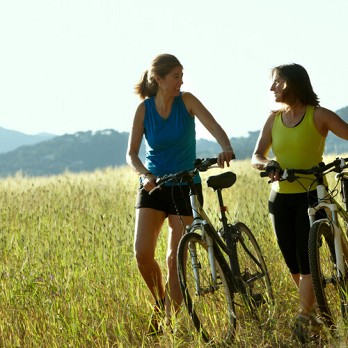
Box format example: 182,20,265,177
309,219,348,330
231,222,274,327
177,231,236,345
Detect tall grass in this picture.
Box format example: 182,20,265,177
0,160,347,347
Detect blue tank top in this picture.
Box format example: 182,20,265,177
143,93,201,184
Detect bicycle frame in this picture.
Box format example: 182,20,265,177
150,158,237,294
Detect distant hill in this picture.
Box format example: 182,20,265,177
0,105,347,177
0,130,131,177
0,127,258,177
0,127,56,153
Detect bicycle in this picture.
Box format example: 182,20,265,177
151,158,274,345
261,157,348,333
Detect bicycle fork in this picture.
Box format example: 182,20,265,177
188,225,219,295
309,203,348,278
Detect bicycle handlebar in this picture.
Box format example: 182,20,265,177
260,157,348,182
148,157,220,195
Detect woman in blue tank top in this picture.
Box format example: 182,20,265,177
126,54,234,334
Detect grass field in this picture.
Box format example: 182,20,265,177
0,159,347,347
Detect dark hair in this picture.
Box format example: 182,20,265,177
134,54,183,99
272,63,319,106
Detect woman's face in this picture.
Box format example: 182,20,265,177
270,72,287,103
156,66,183,96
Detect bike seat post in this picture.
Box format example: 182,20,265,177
217,189,229,230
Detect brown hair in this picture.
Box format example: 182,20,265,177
272,63,320,106
134,54,183,99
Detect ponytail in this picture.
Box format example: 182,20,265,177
134,70,158,100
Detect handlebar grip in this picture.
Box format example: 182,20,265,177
208,158,218,165
260,172,269,178
194,158,218,171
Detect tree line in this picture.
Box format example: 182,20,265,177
0,106,347,177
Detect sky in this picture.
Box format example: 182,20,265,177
0,0,348,140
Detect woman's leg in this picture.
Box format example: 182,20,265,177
165,214,193,319
292,272,316,313
134,207,167,301
292,273,300,287
294,195,316,315
298,274,316,315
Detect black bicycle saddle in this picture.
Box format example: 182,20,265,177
206,171,237,190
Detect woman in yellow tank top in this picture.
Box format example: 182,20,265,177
252,63,348,343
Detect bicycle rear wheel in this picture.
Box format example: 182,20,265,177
309,219,348,330
230,222,274,326
177,231,236,345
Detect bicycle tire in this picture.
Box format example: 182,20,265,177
177,231,236,345
308,218,348,330
231,222,274,327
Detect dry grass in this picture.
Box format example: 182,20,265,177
0,159,347,347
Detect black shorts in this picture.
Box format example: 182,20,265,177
135,184,203,216
268,190,326,275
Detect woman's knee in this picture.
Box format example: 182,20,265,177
134,246,154,267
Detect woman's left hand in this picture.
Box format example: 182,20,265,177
217,149,235,168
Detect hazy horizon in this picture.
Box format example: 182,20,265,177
1,0,348,141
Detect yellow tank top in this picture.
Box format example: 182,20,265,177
271,105,326,193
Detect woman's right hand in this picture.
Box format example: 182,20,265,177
142,173,157,192
265,160,282,182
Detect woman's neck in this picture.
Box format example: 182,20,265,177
281,101,307,127
154,93,175,118
282,101,307,117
